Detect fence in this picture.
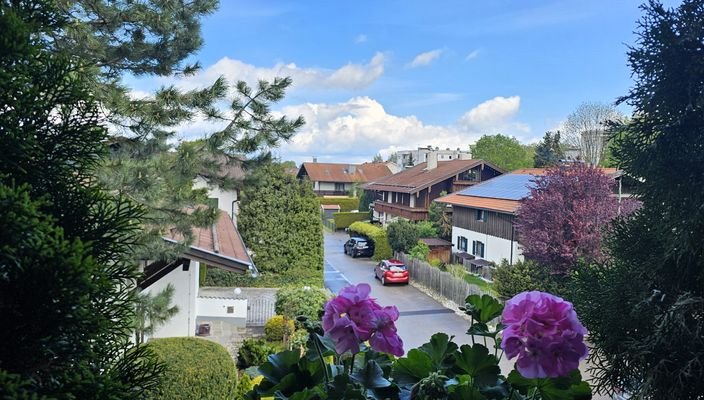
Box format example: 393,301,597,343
397,253,493,308
322,218,336,231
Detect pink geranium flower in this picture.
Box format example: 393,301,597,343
322,284,404,356
501,291,588,379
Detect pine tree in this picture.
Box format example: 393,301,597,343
571,1,704,398
0,2,161,396
533,131,564,167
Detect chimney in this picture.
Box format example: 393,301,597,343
426,151,438,170
347,164,356,174
312,157,317,163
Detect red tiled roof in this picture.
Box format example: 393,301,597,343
364,159,501,194
298,162,393,183
435,192,521,213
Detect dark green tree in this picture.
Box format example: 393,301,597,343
470,134,533,171
429,192,452,239
237,163,323,282
533,131,565,167
358,190,375,213
386,220,420,253
571,1,704,398
0,2,160,396
372,153,383,163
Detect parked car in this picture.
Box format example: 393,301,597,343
374,259,410,285
344,237,374,258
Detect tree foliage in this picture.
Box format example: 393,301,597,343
238,163,323,278
515,165,620,274
428,193,452,240
0,2,160,396
493,260,563,299
571,1,704,398
275,287,330,322
470,134,533,171
134,284,179,344
563,102,622,166
386,220,420,253
533,131,565,167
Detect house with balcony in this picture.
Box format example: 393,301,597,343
297,161,394,196
363,153,503,225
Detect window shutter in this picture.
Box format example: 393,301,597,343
472,240,476,255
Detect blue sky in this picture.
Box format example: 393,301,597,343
130,0,674,164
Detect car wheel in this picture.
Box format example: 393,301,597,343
381,276,386,286
343,247,347,254
352,252,357,258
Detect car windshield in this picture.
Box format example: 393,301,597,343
388,265,406,271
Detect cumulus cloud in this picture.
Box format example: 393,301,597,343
408,49,443,68
275,95,530,163
173,52,386,92
465,49,481,60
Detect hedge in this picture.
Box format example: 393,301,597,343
275,287,330,321
348,221,392,260
146,337,237,399
318,197,359,212
204,267,323,288
332,212,369,229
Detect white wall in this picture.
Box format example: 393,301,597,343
193,176,239,220
451,226,523,265
142,260,200,339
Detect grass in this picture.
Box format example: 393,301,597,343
463,273,496,295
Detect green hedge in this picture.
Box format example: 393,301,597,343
348,221,392,261
332,212,369,229
275,287,330,321
204,267,323,288
146,337,237,399
318,197,359,212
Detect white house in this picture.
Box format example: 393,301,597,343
192,158,246,223
138,211,255,339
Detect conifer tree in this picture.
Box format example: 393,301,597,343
533,131,564,167
571,1,704,398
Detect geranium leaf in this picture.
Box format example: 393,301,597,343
418,333,458,369
464,294,504,323
391,349,435,385
351,360,392,389
453,344,501,386
448,383,488,400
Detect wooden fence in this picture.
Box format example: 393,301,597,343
397,253,493,308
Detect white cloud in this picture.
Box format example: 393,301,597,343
173,52,386,92
408,49,443,68
465,49,481,61
274,95,530,164
355,34,368,43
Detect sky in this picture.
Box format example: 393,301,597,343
127,0,676,165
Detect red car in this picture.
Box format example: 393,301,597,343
374,259,410,285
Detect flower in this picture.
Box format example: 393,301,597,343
501,291,588,379
322,283,404,356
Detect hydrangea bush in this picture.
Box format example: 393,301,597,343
246,284,591,399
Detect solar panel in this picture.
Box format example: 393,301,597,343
456,173,536,200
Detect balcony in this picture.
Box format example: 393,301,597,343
373,201,428,221
314,190,349,196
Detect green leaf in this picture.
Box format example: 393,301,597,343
418,333,459,369
391,349,435,385
464,294,504,324
448,382,488,400
506,369,592,400
351,360,392,389
454,344,501,386
325,374,367,400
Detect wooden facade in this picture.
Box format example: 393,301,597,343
453,206,516,241
373,201,428,221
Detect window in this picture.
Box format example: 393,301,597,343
207,197,219,209
472,240,485,258
227,306,234,314
476,209,486,222
334,182,345,192
457,236,468,252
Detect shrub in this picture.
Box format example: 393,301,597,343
275,287,329,321
146,337,237,400
264,315,295,342
290,329,310,353
493,259,563,299
237,338,279,369
318,197,359,212
408,241,430,261
415,221,439,238
332,212,369,229
348,221,392,260
429,258,444,269
204,267,323,288
234,373,253,400
445,264,467,279
387,220,419,253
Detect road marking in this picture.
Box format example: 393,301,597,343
399,309,455,316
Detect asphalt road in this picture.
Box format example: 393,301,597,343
323,231,511,367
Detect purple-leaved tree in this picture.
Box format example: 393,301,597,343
515,164,623,274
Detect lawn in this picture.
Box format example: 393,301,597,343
463,273,496,295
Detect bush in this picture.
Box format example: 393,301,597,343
415,221,439,238
445,264,467,279
275,287,329,322
318,197,359,212
332,212,369,229
348,221,392,260
204,267,323,288
387,220,419,253
264,315,295,342
146,338,237,400
493,259,563,299
428,258,444,269
234,373,253,400
237,339,279,369
408,241,430,261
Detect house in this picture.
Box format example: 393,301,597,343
192,158,245,223
395,146,472,168
363,153,503,225
297,161,394,196
138,211,256,340
436,167,627,268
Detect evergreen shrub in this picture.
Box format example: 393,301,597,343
348,221,392,260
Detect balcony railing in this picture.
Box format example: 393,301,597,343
314,190,349,196
373,201,428,221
